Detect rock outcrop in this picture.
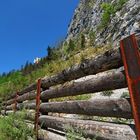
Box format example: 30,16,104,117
67,0,140,46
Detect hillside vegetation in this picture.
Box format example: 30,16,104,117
0,32,112,100
0,0,130,99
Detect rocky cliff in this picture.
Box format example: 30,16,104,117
67,0,140,46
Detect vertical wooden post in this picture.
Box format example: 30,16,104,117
120,34,140,140
34,79,41,140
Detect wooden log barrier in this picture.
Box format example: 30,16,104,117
5,47,123,100
39,115,136,140
41,69,127,101
40,98,132,119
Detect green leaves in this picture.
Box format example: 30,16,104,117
0,112,34,140
100,0,128,28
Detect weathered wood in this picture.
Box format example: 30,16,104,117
17,90,36,103
18,102,36,110
1,110,5,115
6,98,15,106
41,69,127,101
41,48,123,89
6,83,37,100
4,98,132,119
40,98,132,119
6,90,36,106
4,47,122,102
39,115,136,140
5,104,15,110
38,129,66,140
4,102,36,111
26,123,67,140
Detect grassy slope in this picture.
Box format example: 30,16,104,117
0,0,128,100
0,45,112,100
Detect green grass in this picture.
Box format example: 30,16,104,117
0,112,35,140
0,37,112,100
99,0,128,29
65,125,97,140
0,46,111,99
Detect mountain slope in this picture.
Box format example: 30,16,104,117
0,0,140,99
67,0,140,46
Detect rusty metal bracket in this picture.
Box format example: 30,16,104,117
120,34,140,140
34,79,41,139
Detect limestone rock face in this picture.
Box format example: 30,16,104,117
67,0,140,46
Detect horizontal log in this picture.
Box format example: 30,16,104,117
41,69,127,101
26,122,66,140
6,83,37,100
38,129,66,140
41,48,123,89
39,116,136,140
5,98,132,119
18,102,36,110
3,47,122,103
6,90,36,106
17,90,36,103
40,98,132,119
5,104,15,110
6,98,15,106
3,102,36,111
1,110,5,115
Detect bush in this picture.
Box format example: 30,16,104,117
89,31,96,47
65,125,83,140
67,39,76,52
115,0,128,11
101,90,113,97
65,125,97,140
100,3,115,28
121,92,130,98
0,112,34,140
80,34,86,48
100,0,128,28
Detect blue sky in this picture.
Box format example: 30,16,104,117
0,0,79,74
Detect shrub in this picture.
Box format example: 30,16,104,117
80,34,86,48
100,0,128,28
100,3,115,28
101,90,114,97
65,125,97,140
89,31,96,47
121,92,130,98
0,112,35,140
67,39,76,52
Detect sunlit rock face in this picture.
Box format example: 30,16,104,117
67,0,140,46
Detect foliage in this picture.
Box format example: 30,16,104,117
89,31,96,47
65,125,97,140
65,125,83,140
100,3,115,28
50,94,92,102
85,0,95,9
67,39,76,52
0,112,34,140
101,90,113,97
80,34,86,48
114,0,128,11
121,92,130,98
0,37,112,100
100,0,128,29
82,115,134,125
